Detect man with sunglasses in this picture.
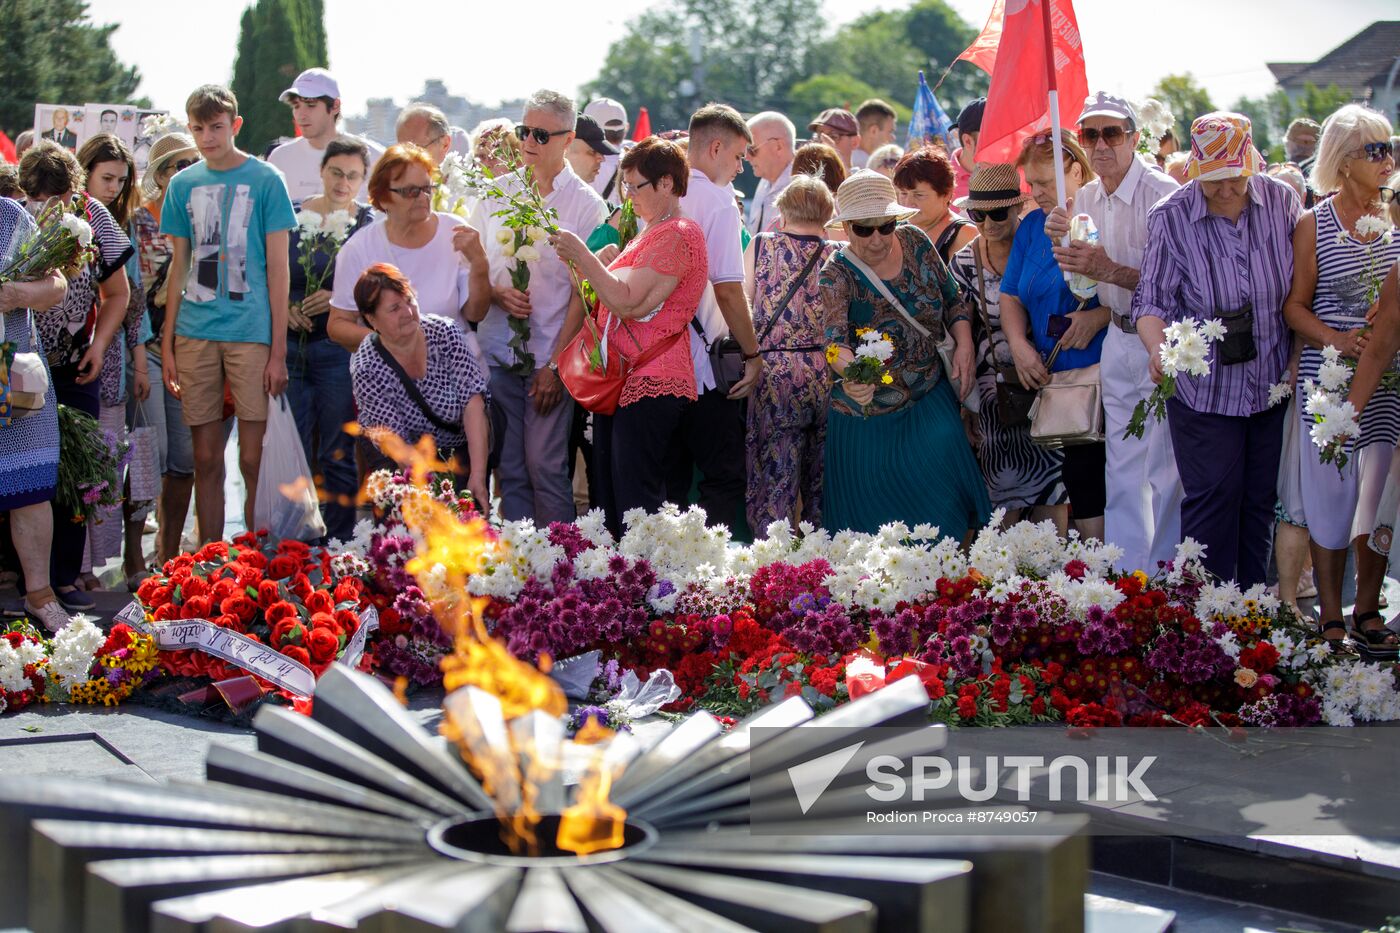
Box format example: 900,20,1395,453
809,108,860,169
1044,91,1182,575
744,111,796,235
469,90,607,526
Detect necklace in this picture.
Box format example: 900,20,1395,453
1334,194,1382,240
980,238,1007,277
652,205,679,226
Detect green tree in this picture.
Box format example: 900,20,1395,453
786,74,883,124
1295,82,1354,122
1230,96,1278,160
0,0,144,137
904,0,987,109
1152,73,1214,142
581,8,693,132
230,0,328,155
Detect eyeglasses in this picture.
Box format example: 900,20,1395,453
171,159,196,172
746,136,780,157
515,124,570,145
326,167,364,184
850,219,898,237
1381,187,1397,204
968,206,1012,222
1079,126,1129,148
624,177,655,192
1361,141,1394,163
389,183,438,199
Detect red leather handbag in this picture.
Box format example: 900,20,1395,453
558,310,683,416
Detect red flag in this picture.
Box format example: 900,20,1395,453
0,131,15,164
632,107,651,142
975,0,1088,164
955,0,1004,75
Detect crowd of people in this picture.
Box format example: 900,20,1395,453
1,65,1398,657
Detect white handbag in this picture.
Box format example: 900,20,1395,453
0,311,50,427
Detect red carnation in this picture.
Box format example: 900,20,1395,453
194,541,229,562
265,600,299,625
278,539,312,559
231,563,263,589
257,579,281,608
957,696,978,719
333,608,360,634
153,603,179,621
211,578,240,602
181,595,213,619
1031,696,1047,716
281,645,312,667
182,576,210,599
307,627,340,664
220,596,258,625
136,577,162,604
333,578,363,604
239,549,269,570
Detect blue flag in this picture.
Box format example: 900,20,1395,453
907,71,955,151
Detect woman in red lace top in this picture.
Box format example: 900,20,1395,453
552,137,709,533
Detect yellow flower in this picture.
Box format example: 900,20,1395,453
856,327,872,336
881,373,894,385
825,345,841,365
1131,570,1149,587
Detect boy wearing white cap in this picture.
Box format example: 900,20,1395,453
1045,91,1182,573
268,67,383,202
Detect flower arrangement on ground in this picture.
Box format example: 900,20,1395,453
0,619,159,713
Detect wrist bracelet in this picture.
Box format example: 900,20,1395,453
948,314,970,326
741,349,761,361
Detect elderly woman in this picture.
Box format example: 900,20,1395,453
19,142,132,613
1000,130,1107,542
0,198,71,631
950,164,1068,530
819,169,989,536
1134,113,1301,591
1282,105,1397,653
349,264,490,509
328,144,490,354
128,131,199,564
550,138,708,536
740,174,838,533
286,135,375,543
894,146,978,265
867,144,905,179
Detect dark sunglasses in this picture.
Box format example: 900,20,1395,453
1381,186,1396,204
515,124,570,145
1361,141,1394,163
388,183,438,199
850,219,898,237
1079,126,1129,147
968,206,1012,222
171,159,196,172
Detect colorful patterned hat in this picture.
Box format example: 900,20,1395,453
1186,112,1265,181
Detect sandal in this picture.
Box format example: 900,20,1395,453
1351,611,1400,659
1320,620,1357,655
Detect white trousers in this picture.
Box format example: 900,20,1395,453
1101,325,1184,571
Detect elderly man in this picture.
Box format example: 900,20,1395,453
667,103,764,532
1045,91,1182,574
744,110,795,234
853,99,897,170
565,114,617,186
1286,118,1321,172
469,90,607,525
270,67,384,201
395,103,453,166
584,98,628,199
809,108,859,168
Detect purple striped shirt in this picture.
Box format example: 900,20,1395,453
1131,175,1301,417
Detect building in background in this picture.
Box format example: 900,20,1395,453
1268,21,1400,124
345,79,526,146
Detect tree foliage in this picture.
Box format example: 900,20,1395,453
1232,82,1355,162
583,0,984,134
0,0,145,136
230,0,328,156
1151,73,1215,143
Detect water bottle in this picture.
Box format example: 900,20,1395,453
1067,213,1099,301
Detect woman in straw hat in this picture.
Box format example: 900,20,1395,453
1280,104,1397,653
130,129,201,565
948,163,1069,530
1133,112,1302,593
818,169,990,537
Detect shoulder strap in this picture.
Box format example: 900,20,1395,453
971,245,995,337
370,334,462,435
837,245,932,339
755,236,826,349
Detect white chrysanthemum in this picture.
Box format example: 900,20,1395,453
1355,214,1392,239
0,638,46,693
1267,381,1293,407
47,619,105,685
59,213,94,249
322,209,355,242
295,210,324,235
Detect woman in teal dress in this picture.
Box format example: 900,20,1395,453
819,170,991,538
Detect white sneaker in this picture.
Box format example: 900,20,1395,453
25,599,73,634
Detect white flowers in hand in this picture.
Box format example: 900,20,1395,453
139,112,183,140
495,229,514,245
1160,319,1223,377
855,328,895,364
1266,380,1293,408
515,244,541,263
1355,213,1394,241
1304,348,1361,468
296,209,355,245
58,212,93,249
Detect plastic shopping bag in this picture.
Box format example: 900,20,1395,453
254,394,326,542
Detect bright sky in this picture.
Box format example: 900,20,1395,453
85,0,1396,116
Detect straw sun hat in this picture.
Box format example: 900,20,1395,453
140,132,198,201
954,163,1027,212
830,169,918,226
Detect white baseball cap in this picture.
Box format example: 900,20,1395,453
1078,91,1138,128
584,98,627,130
279,68,340,102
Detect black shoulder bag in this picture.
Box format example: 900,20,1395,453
368,335,475,477
755,237,828,354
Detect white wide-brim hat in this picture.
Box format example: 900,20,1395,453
830,169,919,225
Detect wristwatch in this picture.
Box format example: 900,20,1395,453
547,360,559,373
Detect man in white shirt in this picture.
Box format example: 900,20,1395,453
396,103,454,167
469,90,607,525
1046,92,1183,573
269,68,384,202
852,99,897,170
666,104,764,531
744,111,795,235
584,98,628,201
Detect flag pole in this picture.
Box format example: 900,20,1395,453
1042,0,1069,228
